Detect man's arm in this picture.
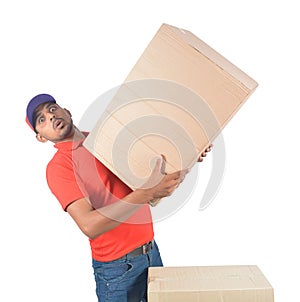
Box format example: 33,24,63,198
67,159,188,239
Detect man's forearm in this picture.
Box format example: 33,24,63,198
94,189,154,228
71,188,154,240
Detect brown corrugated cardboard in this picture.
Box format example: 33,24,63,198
83,23,258,191
148,266,274,302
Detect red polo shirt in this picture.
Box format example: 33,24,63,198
46,135,154,262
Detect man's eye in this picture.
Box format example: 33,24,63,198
39,117,45,123
49,106,57,113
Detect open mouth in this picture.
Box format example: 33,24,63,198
54,119,65,129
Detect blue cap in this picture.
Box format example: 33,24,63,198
26,94,56,131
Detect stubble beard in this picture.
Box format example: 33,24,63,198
56,119,75,141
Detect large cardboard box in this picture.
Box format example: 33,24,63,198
148,266,274,302
84,23,258,190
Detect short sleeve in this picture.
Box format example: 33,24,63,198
46,154,87,211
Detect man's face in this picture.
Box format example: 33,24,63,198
34,102,74,143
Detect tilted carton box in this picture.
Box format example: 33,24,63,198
84,23,258,190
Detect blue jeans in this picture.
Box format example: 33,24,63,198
92,241,163,302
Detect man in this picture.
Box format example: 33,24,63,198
26,93,212,302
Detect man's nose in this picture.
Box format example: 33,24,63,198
49,113,56,121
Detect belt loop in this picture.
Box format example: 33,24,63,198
142,243,149,254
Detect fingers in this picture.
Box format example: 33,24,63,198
164,173,187,195
205,143,213,152
149,167,190,199
201,145,212,157
148,154,190,199
198,144,213,162
160,154,167,175
163,169,189,192
152,155,167,175
165,168,189,180
156,181,180,198
153,157,163,173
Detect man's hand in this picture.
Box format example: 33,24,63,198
150,168,189,199
198,144,213,162
140,155,189,205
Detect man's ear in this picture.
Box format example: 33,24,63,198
64,108,72,117
36,133,48,143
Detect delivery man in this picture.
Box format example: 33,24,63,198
26,93,211,302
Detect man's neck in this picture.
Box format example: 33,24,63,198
52,126,86,144
72,127,86,141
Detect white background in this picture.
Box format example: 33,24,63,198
1,0,299,301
